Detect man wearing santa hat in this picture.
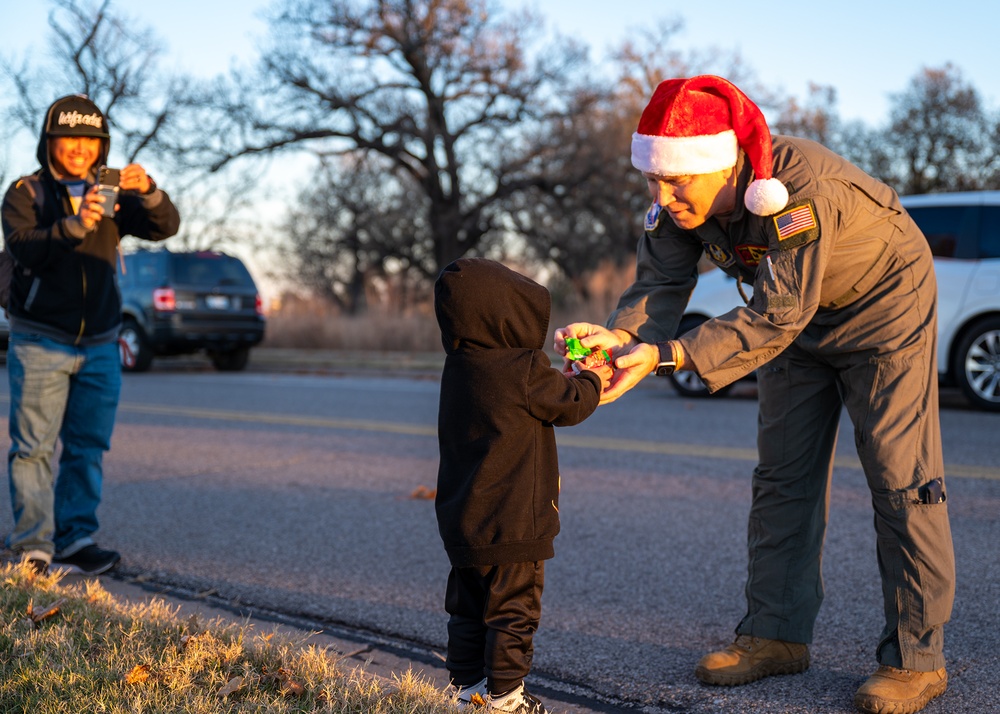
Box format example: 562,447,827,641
556,75,954,714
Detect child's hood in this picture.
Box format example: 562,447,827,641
434,258,551,354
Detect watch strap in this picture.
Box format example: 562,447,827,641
655,341,677,376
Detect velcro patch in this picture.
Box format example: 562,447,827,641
773,200,820,250
735,244,767,267
702,242,735,268
767,294,798,312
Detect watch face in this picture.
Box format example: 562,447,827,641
655,364,675,377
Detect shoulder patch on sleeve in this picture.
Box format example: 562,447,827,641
644,201,662,232
772,199,820,250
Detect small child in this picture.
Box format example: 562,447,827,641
433,258,612,713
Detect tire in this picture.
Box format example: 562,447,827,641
667,315,733,399
953,316,1000,411
210,346,250,372
119,318,153,372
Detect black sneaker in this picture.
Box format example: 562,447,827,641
27,558,49,575
52,545,120,575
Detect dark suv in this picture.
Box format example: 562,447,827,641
118,249,266,372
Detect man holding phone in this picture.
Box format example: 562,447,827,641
1,94,180,575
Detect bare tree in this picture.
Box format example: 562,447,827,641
876,64,998,194
280,154,428,314
0,0,173,163
509,18,763,304
178,0,594,285
0,0,260,252
771,83,841,146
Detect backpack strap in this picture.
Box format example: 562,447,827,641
0,175,46,310
17,174,44,212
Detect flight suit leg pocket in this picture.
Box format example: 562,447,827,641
854,348,930,492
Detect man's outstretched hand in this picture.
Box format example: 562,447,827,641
555,323,661,404
599,342,658,404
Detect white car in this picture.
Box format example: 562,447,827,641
669,191,1000,411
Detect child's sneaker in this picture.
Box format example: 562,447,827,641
486,683,547,714
452,677,488,709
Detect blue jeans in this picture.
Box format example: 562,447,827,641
6,332,121,559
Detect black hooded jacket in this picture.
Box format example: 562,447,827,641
1,94,180,344
434,258,602,567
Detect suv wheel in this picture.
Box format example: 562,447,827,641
954,316,1000,411
210,346,250,372
667,315,733,399
119,318,153,372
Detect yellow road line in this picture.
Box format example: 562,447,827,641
116,402,1000,481
120,402,435,436
558,435,1000,480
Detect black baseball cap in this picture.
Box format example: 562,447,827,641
44,94,110,139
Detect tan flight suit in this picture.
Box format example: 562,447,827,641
608,135,955,671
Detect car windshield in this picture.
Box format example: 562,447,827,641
171,254,255,287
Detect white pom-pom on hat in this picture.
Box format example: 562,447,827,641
745,177,790,216
631,75,789,216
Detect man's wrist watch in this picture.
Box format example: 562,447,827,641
655,341,677,377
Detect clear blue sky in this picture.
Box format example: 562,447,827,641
2,0,998,126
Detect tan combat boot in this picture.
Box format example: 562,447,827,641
695,634,810,686
854,665,947,714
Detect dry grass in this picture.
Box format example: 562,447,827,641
0,563,461,713
262,296,442,352
261,260,639,353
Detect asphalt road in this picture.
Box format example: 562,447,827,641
1,353,998,713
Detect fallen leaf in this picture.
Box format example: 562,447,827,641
409,485,436,499
124,664,151,685
218,676,244,698
28,598,66,625
276,667,306,696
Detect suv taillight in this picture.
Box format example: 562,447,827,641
153,287,176,312
255,294,264,316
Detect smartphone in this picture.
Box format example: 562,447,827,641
96,166,121,218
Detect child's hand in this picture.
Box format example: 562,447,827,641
589,364,615,391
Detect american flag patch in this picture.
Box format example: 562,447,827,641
774,204,817,240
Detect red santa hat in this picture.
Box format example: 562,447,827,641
631,75,789,216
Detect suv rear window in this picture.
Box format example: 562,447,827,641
906,205,979,259
979,207,1000,259
171,254,256,287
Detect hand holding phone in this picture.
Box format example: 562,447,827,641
97,166,120,219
